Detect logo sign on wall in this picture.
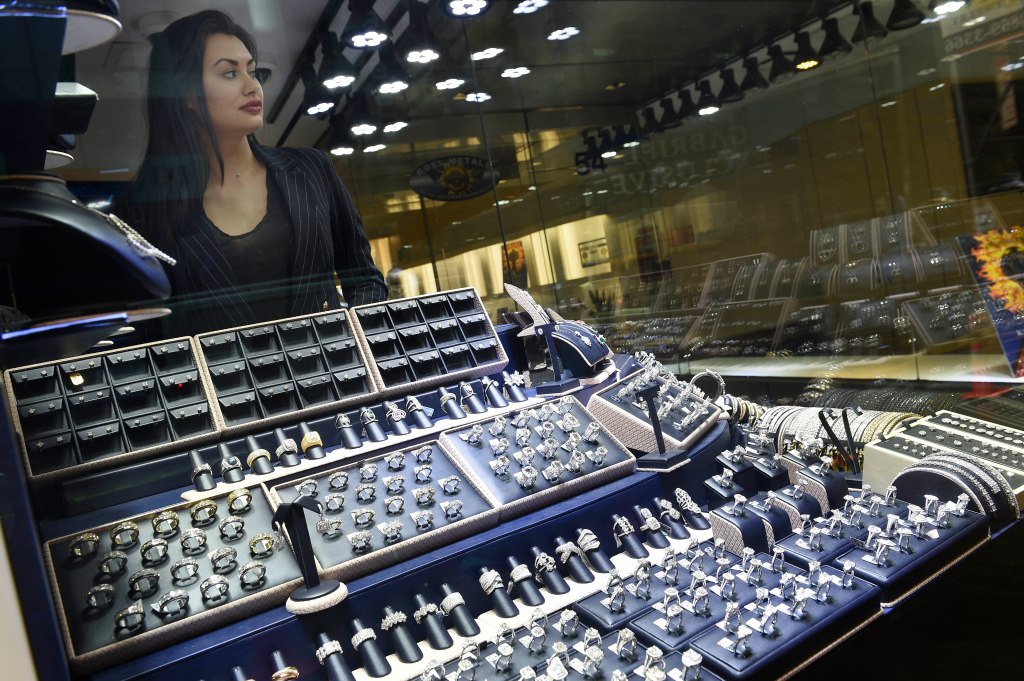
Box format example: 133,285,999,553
410,155,500,201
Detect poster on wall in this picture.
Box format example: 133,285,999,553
958,227,1024,376
502,240,528,288
410,156,499,201
578,237,609,267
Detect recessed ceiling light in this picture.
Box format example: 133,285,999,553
324,75,355,89
514,0,548,14
330,146,355,156
548,26,580,41
501,67,531,78
471,47,504,60
407,49,439,64
352,124,377,136
604,81,625,91
465,92,491,102
378,80,409,94
365,144,386,153
448,0,489,16
436,78,465,90
383,121,408,133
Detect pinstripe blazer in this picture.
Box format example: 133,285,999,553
157,143,387,334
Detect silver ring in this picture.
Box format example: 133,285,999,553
151,510,179,536
439,475,460,495
414,464,432,483
413,486,435,505
351,508,375,526
114,601,145,631
96,550,128,575
128,568,160,595
411,509,434,530
316,639,343,665
239,560,267,588
86,583,115,609
180,528,207,553
440,500,463,519
152,589,189,617
385,451,406,471
355,483,376,502
385,496,405,514
210,546,238,572
298,478,319,497
140,537,169,565
170,557,200,582
218,515,245,541
109,521,139,549
359,462,378,482
383,475,405,495
316,516,345,538
201,574,230,602
69,532,100,558
351,627,376,649
325,493,345,513
328,471,349,490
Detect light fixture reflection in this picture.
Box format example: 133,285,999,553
465,92,491,102
501,66,531,78
767,44,796,83
436,78,465,90
471,47,504,60
740,56,769,91
302,66,334,116
320,32,357,89
342,0,391,49
383,120,408,133
364,143,386,152
447,0,489,17
931,1,967,14
328,115,357,155
818,17,853,61
793,32,820,70
696,80,719,115
852,2,888,44
548,26,580,41
514,0,548,14
717,68,744,103
888,0,926,30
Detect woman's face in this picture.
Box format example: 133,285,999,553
200,33,263,140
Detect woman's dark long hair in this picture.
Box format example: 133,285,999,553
128,10,257,250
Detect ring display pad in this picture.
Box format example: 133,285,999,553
195,310,377,432
348,287,508,397
586,371,721,472
687,563,880,679
266,442,498,581
3,337,218,483
43,486,302,673
437,396,636,519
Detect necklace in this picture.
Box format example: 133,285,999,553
0,182,177,266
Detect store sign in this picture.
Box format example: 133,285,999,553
410,155,499,201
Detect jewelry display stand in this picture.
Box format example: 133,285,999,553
273,496,348,614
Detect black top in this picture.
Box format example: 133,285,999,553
200,172,293,322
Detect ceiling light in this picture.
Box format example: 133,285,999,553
717,68,744,103
376,46,409,94
852,2,888,44
696,80,719,115
301,66,335,116
818,17,853,61
888,0,926,30
349,92,376,135
436,78,465,90
740,56,768,91
466,92,491,102
383,120,408,133
639,107,662,137
583,133,600,161
379,81,409,94
501,66,531,78
612,124,639,148
471,47,504,60
514,0,548,14
598,129,616,158
793,32,820,70
403,0,441,64
365,143,386,152
447,0,489,17
930,1,967,15
767,44,796,83
328,116,357,155
319,32,357,89
548,26,580,41
677,88,698,119
659,96,683,127
342,0,391,49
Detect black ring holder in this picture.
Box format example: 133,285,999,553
385,404,412,436
483,377,509,408
481,566,519,618
406,399,434,429
749,453,790,491
577,527,615,573
502,372,528,402
611,514,649,558
772,484,824,528
507,556,545,606
438,389,467,420
231,666,250,681
460,382,487,414
554,536,595,583
530,546,569,594
190,450,216,492
414,593,454,650
439,583,480,637
382,606,423,663
271,651,294,678
316,632,357,681
350,617,391,678
651,498,690,540
218,443,245,484
300,422,327,460
274,428,303,467
746,492,794,547
244,436,275,475
633,383,689,470
632,506,671,549
274,497,348,614
334,414,364,450
360,409,388,443
710,496,772,554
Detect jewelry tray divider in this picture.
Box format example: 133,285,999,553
43,485,303,674
347,287,509,399
4,337,220,485
194,309,380,435
265,441,500,582
437,396,636,520
585,371,722,472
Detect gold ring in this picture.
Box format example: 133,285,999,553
151,510,180,536
68,532,100,558
109,521,139,550
227,488,253,514
188,499,218,526
300,432,323,452
271,666,300,681
249,532,275,558
247,449,271,468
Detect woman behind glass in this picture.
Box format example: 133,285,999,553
122,10,386,335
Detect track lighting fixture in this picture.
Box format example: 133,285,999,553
342,0,391,49
403,0,440,64
327,115,357,155
793,32,820,70
301,65,334,116
717,68,744,103
740,56,769,91
818,17,853,61
887,0,926,30
447,0,490,17
852,2,888,44
767,44,795,83
930,1,967,15
696,80,719,115
319,32,357,89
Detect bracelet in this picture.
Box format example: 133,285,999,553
479,569,503,595
413,602,439,624
316,639,343,665
301,431,323,452
351,627,376,649
380,610,407,631
440,591,465,615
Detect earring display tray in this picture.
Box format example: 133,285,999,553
195,309,377,433
43,486,302,673
348,288,508,397
586,369,722,467
687,563,880,680
267,442,498,582
3,337,218,483
438,396,636,520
